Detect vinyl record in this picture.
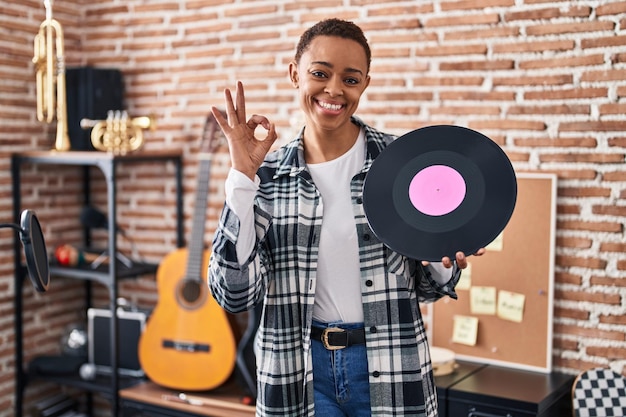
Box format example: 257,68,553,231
363,125,517,261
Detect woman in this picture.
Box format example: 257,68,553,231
209,18,482,417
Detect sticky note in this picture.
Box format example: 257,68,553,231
497,290,525,323
470,286,497,315
452,315,479,346
485,232,503,251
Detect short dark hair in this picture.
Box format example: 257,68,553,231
295,18,371,73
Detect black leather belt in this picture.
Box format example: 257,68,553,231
311,326,366,350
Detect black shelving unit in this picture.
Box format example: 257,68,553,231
12,150,184,417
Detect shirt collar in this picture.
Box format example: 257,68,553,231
273,116,392,179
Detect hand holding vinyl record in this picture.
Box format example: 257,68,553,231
363,125,517,262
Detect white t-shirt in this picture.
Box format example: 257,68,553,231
306,129,366,323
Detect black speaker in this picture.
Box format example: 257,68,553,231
65,67,124,151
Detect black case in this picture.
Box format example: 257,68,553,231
65,67,124,151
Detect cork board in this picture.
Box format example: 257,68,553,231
431,172,556,373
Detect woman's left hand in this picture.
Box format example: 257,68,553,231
422,248,486,269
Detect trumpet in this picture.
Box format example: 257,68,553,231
81,110,155,155
33,0,70,152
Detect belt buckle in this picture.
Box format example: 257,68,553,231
322,327,346,350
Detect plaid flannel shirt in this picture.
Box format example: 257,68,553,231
209,117,460,417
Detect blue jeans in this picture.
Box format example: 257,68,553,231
312,321,372,417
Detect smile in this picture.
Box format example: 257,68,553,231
317,100,344,111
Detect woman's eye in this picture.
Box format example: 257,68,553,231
311,70,327,78
345,77,359,85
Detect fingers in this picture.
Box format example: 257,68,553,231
235,81,246,125
454,251,467,269
221,81,246,127
211,106,228,131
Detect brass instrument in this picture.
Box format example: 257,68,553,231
81,110,155,155
33,0,70,151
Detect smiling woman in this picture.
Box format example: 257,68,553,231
207,18,482,417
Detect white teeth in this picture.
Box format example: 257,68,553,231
319,101,342,111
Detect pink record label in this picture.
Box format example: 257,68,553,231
409,165,466,216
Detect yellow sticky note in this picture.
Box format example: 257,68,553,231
485,232,503,251
470,286,497,315
456,262,472,291
497,290,526,323
452,315,479,346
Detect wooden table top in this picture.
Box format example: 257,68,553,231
119,380,256,417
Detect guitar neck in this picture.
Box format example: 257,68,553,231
187,155,212,280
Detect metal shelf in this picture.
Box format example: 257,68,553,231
13,150,184,417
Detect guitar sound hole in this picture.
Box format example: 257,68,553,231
176,279,207,310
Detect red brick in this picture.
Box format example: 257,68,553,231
468,119,546,130
597,2,626,15
508,105,590,116
590,275,626,287
554,306,588,320
493,39,574,54
608,137,626,147
599,242,626,253
512,136,596,147
586,346,626,360
444,27,519,41
539,153,624,164
601,171,626,181
560,121,626,132
430,106,501,116
557,219,620,233
557,291,621,310
526,20,614,36
544,169,596,181
600,103,626,115
554,323,624,341
582,35,626,49
493,74,572,86
553,337,580,351
593,205,626,217
506,5,591,21
525,88,608,101
440,0,514,11
555,271,583,285
582,69,626,82
557,236,593,250
439,60,514,71
424,13,500,28
520,54,604,70
415,44,488,56
412,76,484,86
367,4,433,16
439,91,515,101
600,314,626,325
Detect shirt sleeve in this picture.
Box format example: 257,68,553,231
417,261,461,302
224,168,259,264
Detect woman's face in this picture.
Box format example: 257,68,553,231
289,35,370,134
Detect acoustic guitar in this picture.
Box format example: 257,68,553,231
138,113,236,391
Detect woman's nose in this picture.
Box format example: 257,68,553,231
324,76,343,96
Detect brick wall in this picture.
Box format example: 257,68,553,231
1,0,625,415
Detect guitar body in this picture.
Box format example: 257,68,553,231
138,248,236,391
